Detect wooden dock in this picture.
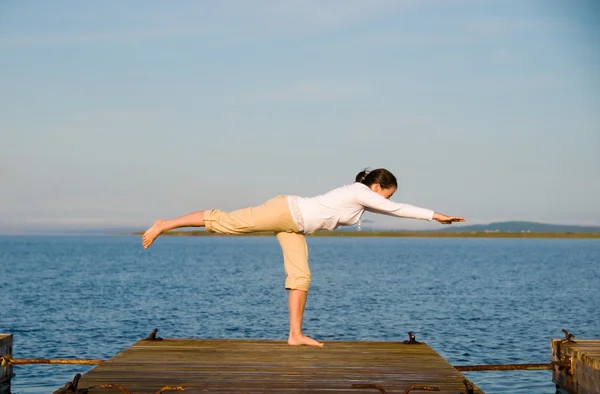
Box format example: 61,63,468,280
76,338,483,393
552,337,600,394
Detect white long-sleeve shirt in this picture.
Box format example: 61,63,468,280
287,182,434,234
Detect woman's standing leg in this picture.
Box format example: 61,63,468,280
142,211,206,249
288,290,323,346
276,231,323,347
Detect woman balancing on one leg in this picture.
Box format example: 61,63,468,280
141,168,465,347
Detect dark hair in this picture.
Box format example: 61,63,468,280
355,168,397,189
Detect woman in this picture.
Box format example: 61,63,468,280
141,168,464,347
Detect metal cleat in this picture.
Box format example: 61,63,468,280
144,328,163,341
403,331,421,344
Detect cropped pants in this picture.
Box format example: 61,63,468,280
204,195,310,291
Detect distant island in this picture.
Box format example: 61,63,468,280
4,220,599,237
128,221,600,239
434,221,600,233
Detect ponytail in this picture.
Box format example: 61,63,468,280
354,168,397,189
355,169,369,183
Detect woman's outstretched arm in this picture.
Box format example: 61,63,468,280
356,187,465,224
432,212,465,225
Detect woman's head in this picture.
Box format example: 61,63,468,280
355,168,397,199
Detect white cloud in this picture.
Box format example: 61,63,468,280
491,48,511,61
0,26,213,47
254,0,484,33
466,17,549,35
70,109,162,124
239,80,372,103
0,0,478,47
255,0,410,32
349,31,464,49
0,217,147,229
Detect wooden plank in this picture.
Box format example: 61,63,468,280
0,334,13,394
552,339,600,394
76,339,483,393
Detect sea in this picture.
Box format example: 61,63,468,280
1,235,599,393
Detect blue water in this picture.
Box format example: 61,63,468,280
1,235,599,393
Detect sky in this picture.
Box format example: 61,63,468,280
1,0,599,233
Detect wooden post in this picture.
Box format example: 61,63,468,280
0,334,13,394
552,338,600,394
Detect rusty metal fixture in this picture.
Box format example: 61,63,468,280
155,386,186,393
144,328,163,341
561,329,576,343
454,363,552,371
351,383,388,393
462,379,475,394
0,354,14,387
1,356,104,365
402,384,441,393
0,353,12,380
0,354,10,377
552,360,571,369
52,373,86,394
54,382,183,394
554,329,575,375
552,360,573,375
97,384,131,393
403,331,421,344
352,383,440,393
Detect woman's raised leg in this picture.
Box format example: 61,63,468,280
142,211,205,249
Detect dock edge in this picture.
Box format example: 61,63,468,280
0,334,13,394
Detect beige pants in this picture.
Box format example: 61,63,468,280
204,195,310,291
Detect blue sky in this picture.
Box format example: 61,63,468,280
1,0,598,232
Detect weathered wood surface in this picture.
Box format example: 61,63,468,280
78,338,482,393
0,334,13,394
552,339,600,394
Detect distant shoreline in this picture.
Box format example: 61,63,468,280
128,230,600,239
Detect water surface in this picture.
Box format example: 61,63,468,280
1,235,599,393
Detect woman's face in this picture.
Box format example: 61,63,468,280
370,183,396,199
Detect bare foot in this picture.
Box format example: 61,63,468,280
142,219,166,249
288,333,324,347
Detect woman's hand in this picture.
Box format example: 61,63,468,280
433,212,465,225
